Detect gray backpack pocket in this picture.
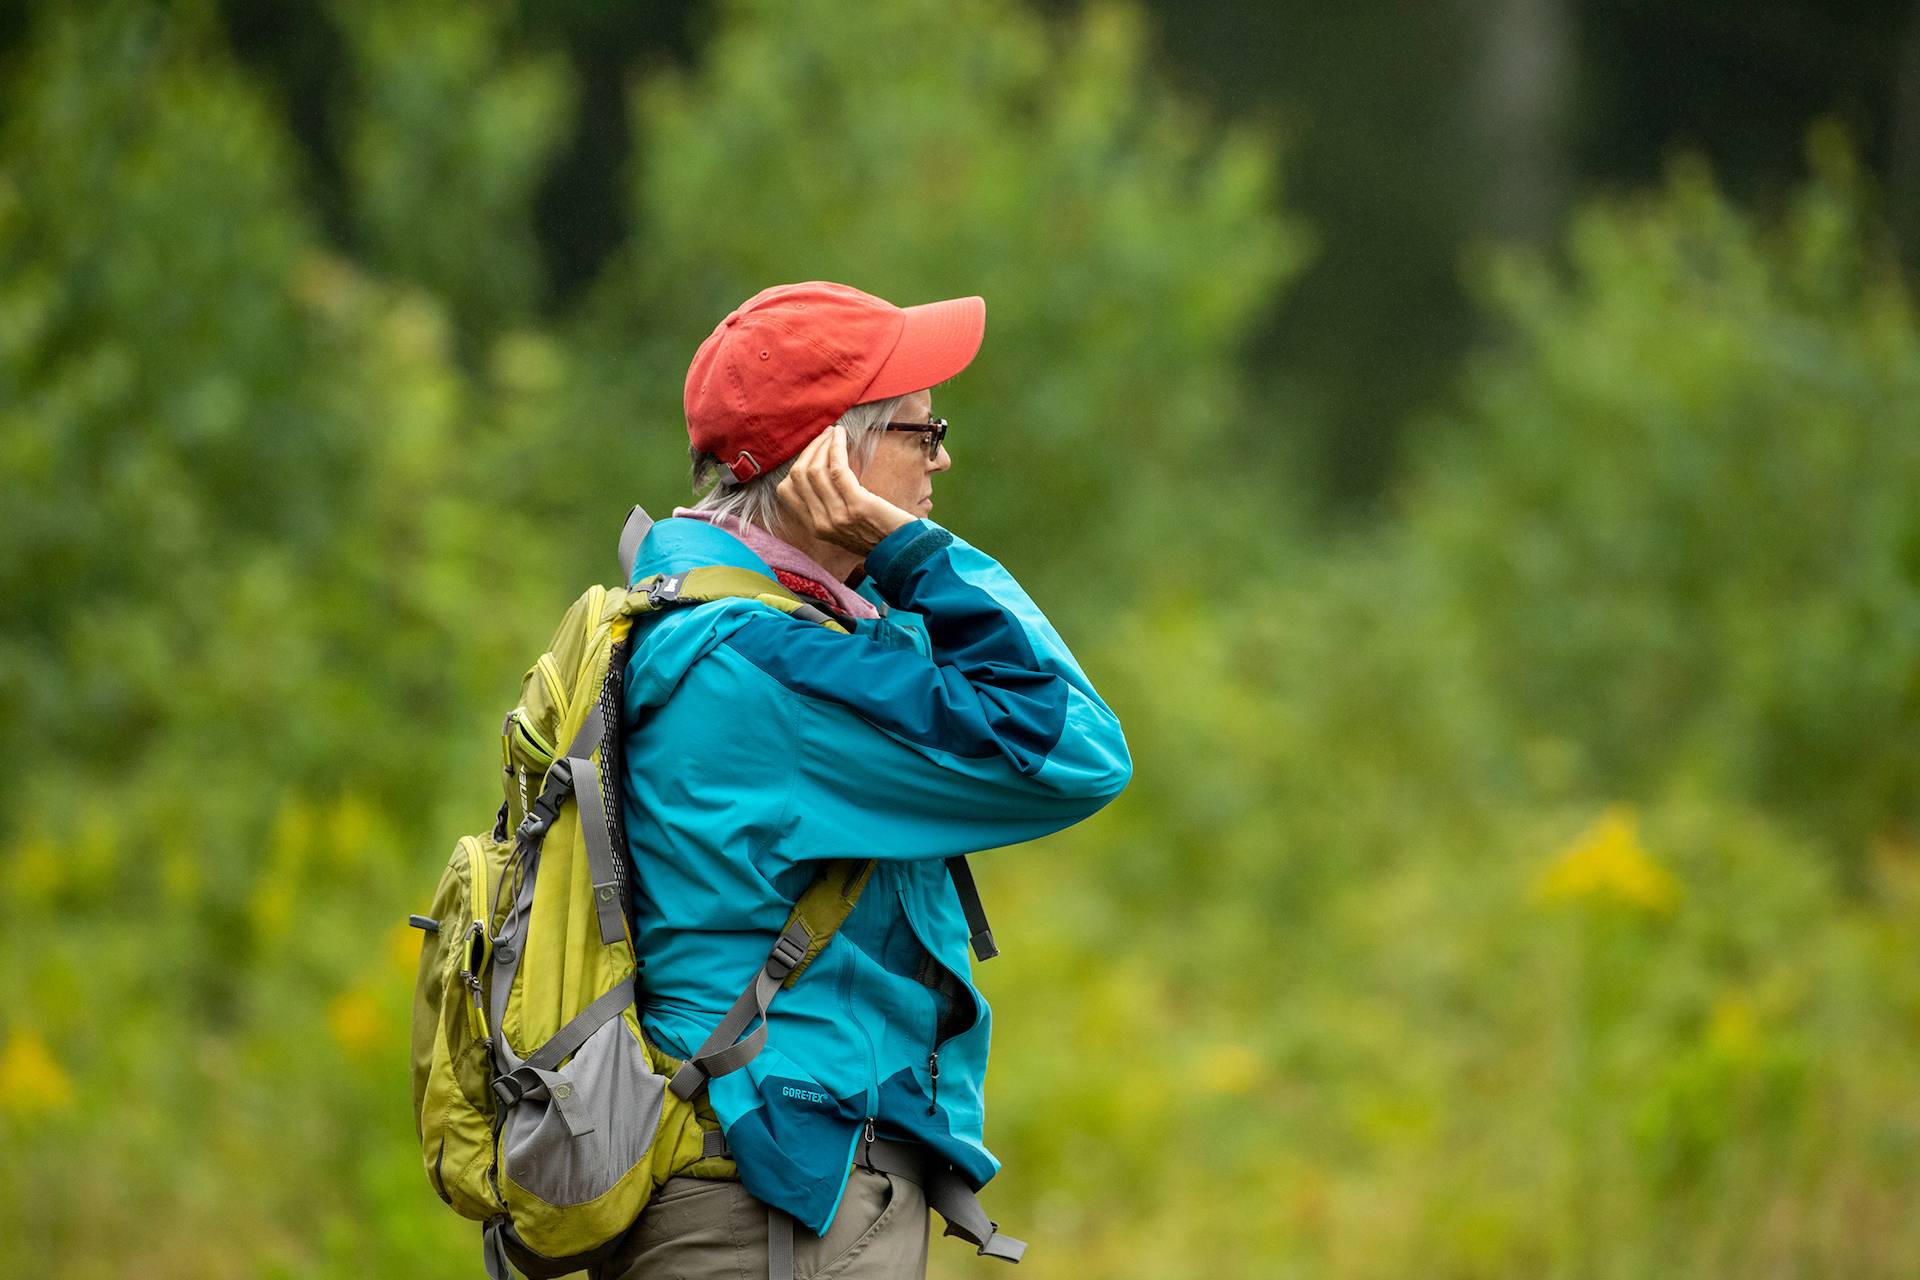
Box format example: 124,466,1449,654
500,1016,666,1207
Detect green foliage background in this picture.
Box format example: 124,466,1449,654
2,2,1917,1277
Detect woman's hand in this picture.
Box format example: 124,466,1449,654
777,425,916,554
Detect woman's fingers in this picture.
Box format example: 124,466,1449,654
800,429,839,531
821,426,858,525
777,432,828,527
774,425,907,552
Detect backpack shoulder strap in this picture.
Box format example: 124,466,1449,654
631,565,854,634
666,858,875,1101
944,856,998,961
781,858,876,986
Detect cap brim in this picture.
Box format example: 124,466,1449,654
861,295,985,401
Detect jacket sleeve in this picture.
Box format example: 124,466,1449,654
717,519,1132,862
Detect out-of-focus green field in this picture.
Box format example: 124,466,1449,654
2,3,1917,1277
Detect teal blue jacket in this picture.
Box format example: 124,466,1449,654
618,515,1131,1235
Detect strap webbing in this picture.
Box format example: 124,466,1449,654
767,1208,795,1280
855,1135,1026,1264
528,981,632,1074
558,708,626,948
487,846,536,1073
944,855,998,961
667,919,812,1100
567,752,627,946
481,1220,514,1280
634,566,853,636
619,504,653,582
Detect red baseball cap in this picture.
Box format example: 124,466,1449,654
685,281,986,484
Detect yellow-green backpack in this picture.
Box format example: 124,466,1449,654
408,510,877,1279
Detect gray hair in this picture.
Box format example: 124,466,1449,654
689,395,908,541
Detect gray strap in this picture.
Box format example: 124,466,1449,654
526,705,624,949
767,1208,794,1280
945,856,998,961
926,1163,1026,1262
853,1134,923,1181
855,1137,1026,1264
619,504,654,582
488,846,539,1073
565,752,627,946
702,1127,731,1159
491,981,634,1111
481,1220,515,1280
526,980,632,1073
668,919,812,1100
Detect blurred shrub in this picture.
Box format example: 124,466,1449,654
1408,128,1920,861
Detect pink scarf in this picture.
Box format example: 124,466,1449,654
671,507,880,621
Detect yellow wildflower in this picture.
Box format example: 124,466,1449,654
1195,1043,1262,1095
1534,804,1681,915
327,988,386,1062
0,1028,75,1117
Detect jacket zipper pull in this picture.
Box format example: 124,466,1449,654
862,1116,876,1156
926,1050,940,1116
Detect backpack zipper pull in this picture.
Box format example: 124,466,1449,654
926,1050,940,1116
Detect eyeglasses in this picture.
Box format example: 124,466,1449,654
882,417,949,461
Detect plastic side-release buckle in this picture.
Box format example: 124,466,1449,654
646,573,687,607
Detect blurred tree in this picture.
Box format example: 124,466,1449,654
1410,131,1920,864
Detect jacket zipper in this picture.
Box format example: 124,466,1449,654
896,886,978,1120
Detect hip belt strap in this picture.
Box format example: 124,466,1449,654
855,1136,1026,1265
756,1133,1026,1280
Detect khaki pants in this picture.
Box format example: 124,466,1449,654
590,1168,930,1280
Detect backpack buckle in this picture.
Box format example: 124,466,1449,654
645,573,687,607
767,924,811,977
